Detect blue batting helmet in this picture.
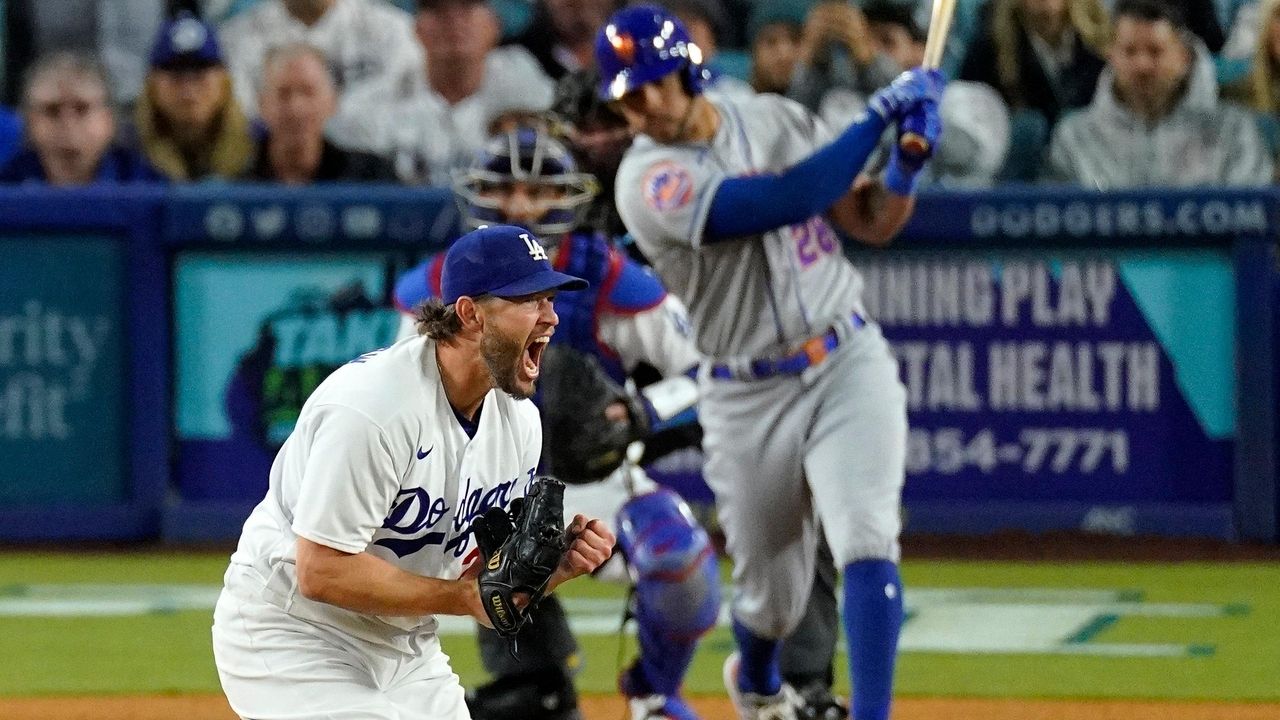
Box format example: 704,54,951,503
593,5,710,101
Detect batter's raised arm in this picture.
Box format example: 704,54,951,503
700,69,944,243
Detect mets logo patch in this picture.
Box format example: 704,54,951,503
642,161,694,212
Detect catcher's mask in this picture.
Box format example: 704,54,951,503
453,125,599,241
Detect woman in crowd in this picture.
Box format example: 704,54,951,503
959,0,1109,125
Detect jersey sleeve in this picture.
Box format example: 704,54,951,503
597,295,701,377
615,146,726,252
290,404,401,555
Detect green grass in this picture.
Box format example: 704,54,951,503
895,562,1280,701
1,552,1277,701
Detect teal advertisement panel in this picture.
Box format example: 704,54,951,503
0,236,127,504
173,252,403,500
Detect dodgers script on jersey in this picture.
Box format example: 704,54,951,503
225,335,541,652
615,93,866,361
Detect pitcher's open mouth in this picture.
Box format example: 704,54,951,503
522,336,550,380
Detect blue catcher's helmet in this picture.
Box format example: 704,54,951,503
452,125,599,239
594,5,710,101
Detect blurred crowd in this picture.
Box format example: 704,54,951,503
0,0,1275,190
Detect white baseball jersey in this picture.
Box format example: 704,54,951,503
219,0,425,117
598,294,700,377
224,335,541,653
329,47,554,186
615,93,866,362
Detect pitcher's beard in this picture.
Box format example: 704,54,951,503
481,329,532,400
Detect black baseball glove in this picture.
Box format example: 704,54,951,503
537,344,650,484
471,477,570,642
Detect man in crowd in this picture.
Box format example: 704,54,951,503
0,51,160,184
1046,0,1272,187
244,43,396,183
329,0,554,186
219,0,424,115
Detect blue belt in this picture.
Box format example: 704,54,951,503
710,312,866,380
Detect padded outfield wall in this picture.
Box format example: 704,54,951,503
0,185,1274,542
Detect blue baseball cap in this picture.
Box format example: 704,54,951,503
150,12,223,70
442,225,588,304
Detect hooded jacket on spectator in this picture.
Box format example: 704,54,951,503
1045,38,1273,187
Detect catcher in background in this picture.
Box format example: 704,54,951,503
212,224,614,720
394,124,718,720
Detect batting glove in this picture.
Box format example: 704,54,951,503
866,68,945,124
884,97,943,195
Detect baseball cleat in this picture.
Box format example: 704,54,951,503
790,679,849,720
627,693,699,720
722,652,802,720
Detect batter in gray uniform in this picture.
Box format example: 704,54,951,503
595,6,943,720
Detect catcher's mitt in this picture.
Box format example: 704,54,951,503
537,344,650,484
471,477,569,641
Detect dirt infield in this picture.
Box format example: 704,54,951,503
6,694,1280,720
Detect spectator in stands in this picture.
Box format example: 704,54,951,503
135,12,254,181
511,0,619,81
1045,0,1272,187
747,0,809,94
244,43,396,183
655,0,755,97
0,52,161,185
218,0,424,117
786,0,902,126
1244,0,1280,111
2,0,166,107
866,0,1012,186
327,0,554,185
958,0,1109,126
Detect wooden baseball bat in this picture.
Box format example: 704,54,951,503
899,0,957,156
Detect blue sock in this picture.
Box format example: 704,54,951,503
632,620,698,696
731,617,782,695
843,560,903,720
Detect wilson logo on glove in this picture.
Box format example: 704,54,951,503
470,477,570,654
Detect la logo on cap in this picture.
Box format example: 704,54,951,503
521,232,548,261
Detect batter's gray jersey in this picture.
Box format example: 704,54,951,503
616,92,908,639
615,93,866,361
